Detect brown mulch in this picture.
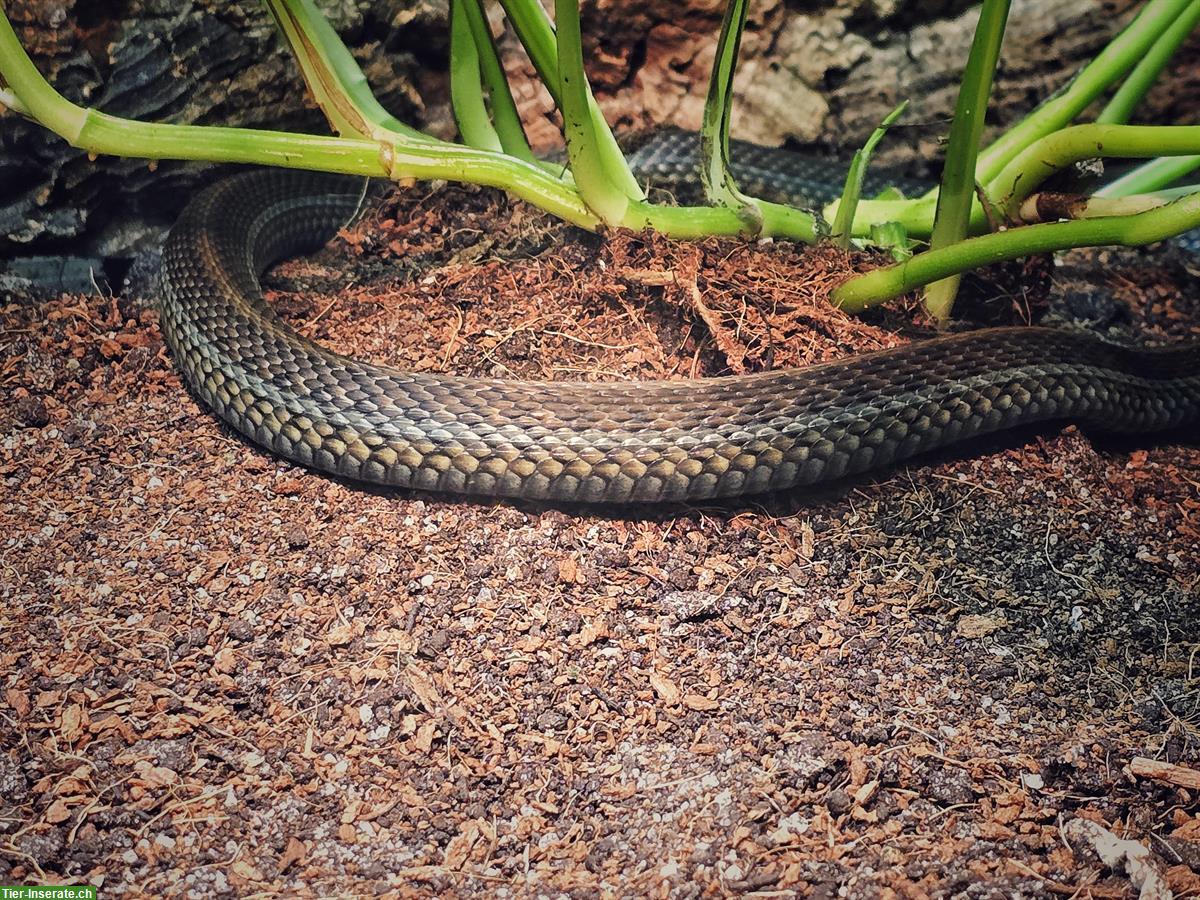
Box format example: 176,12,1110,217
2,182,1199,897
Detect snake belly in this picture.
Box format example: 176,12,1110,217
157,166,1200,503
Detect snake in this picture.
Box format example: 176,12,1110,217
157,132,1200,503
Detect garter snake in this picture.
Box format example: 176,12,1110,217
157,137,1200,502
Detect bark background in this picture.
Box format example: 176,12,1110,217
1,0,1197,284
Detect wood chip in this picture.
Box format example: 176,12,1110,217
44,798,71,824
60,703,86,742
277,837,307,872
1129,757,1200,790
956,613,1008,639
650,670,681,705
325,623,357,646
5,688,30,718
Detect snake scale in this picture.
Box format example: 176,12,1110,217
158,133,1200,503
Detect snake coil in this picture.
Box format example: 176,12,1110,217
157,162,1200,503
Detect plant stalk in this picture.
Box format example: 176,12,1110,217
553,0,631,224
834,192,1200,311
839,122,1200,238
973,0,1196,182
698,0,761,229
924,0,1011,322
498,0,644,200
1096,0,1200,125
991,123,1200,216
449,0,505,152
831,102,909,247
455,0,535,160
261,0,432,141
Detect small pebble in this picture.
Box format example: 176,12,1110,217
826,789,852,815
14,396,49,428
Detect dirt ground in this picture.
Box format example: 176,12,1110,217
2,182,1200,897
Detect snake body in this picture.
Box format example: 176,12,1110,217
158,148,1200,503
625,126,934,206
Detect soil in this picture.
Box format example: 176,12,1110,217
2,182,1200,897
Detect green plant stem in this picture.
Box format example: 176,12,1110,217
554,0,629,223
261,0,432,141
0,7,605,228
698,0,760,229
0,9,368,168
385,145,601,224
3,2,828,247
1095,153,1200,196
834,192,1200,311
924,0,1010,321
831,102,908,248
1144,181,1200,199
497,0,644,200
1096,0,1200,124
824,195,937,239
496,0,560,97
449,0,504,152
455,0,535,160
990,123,1200,216
839,122,1200,237
638,199,818,241
972,0,1195,184
860,0,1193,215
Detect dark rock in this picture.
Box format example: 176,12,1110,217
0,256,109,294
12,826,65,865
926,765,976,807
826,788,853,815
227,617,255,642
13,395,49,427
420,628,450,657
0,755,28,801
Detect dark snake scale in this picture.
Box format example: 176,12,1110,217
158,138,1200,503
